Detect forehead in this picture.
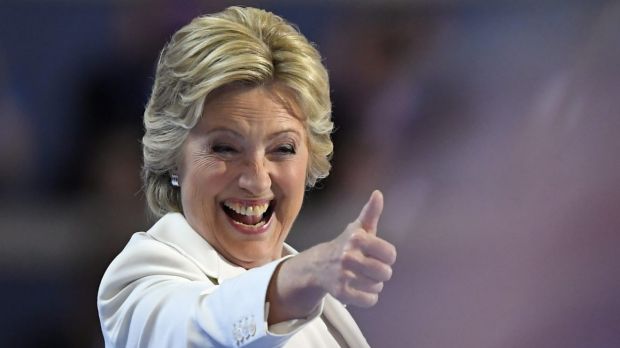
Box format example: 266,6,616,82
195,84,305,133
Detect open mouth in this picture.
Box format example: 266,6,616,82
221,200,275,228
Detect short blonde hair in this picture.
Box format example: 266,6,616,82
142,6,333,217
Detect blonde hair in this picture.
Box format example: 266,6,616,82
142,6,333,217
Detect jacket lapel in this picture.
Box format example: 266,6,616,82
322,295,371,348
146,213,267,284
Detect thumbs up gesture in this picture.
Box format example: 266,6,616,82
267,191,397,324
318,190,397,307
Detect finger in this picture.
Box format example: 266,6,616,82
357,190,384,235
348,273,384,294
360,237,397,265
342,250,393,282
341,286,379,308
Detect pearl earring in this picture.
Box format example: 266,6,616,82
170,174,179,187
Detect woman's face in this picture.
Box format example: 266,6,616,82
178,84,309,269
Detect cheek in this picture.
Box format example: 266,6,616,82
181,158,228,207
299,149,311,185
285,150,309,189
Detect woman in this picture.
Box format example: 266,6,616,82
97,6,396,347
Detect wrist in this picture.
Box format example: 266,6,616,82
266,250,326,324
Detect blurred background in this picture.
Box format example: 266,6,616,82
1,0,619,347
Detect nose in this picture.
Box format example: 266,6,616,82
238,154,272,195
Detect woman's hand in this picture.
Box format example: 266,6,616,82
267,190,397,324
315,190,396,307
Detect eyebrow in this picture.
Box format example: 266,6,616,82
205,128,242,138
268,128,303,140
204,127,303,140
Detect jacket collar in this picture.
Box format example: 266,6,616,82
146,212,295,284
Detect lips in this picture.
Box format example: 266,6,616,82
221,199,275,233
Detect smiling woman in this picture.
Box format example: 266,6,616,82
97,6,396,348
179,84,309,269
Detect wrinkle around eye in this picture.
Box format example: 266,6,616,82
188,150,225,170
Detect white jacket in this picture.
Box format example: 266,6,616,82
97,212,369,347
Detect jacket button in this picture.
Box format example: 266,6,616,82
248,321,256,337
241,316,250,339
233,323,243,343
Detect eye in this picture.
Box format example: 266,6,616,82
211,144,239,154
274,143,296,155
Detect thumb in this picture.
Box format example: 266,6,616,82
357,190,384,235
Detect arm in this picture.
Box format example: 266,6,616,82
98,236,307,348
266,190,397,324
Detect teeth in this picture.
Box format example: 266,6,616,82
224,201,269,216
231,219,267,228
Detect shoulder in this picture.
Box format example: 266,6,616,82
99,213,219,298
113,231,206,277
98,232,206,298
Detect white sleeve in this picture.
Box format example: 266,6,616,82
266,298,324,335
97,236,322,348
